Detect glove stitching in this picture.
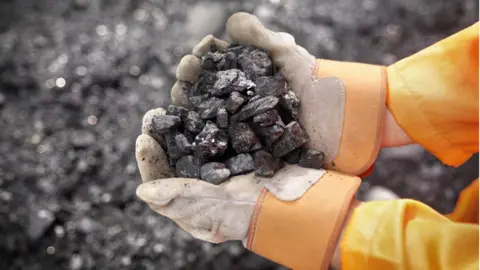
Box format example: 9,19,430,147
247,188,268,249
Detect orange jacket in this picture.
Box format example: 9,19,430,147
341,22,479,269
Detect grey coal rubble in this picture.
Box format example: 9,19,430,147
201,51,225,70
254,74,287,97
238,48,273,80
209,69,255,96
174,133,192,154
167,105,189,119
152,45,325,184
254,150,283,177
253,109,279,127
196,97,225,119
216,107,228,128
228,122,262,154
175,155,203,178
284,148,302,164
192,121,228,158
298,149,325,169
231,95,279,122
280,90,300,120
200,162,231,184
225,153,255,175
271,121,310,158
151,115,181,134
184,111,205,134
225,91,246,114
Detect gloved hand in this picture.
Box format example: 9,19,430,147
136,13,363,270
137,109,325,244
225,12,390,176
136,131,359,270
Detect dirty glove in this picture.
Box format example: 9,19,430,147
135,28,361,270
136,132,360,270
225,12,388,176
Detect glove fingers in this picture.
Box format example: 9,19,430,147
172,35,229,108
137,177,255,243
135,134,174,182
226,12,283,53
192,34,229,57
170,81,192,108
176,54,202,83
141,107,166,138
136,177,222,206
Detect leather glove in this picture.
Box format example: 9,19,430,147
137,111,324,244
226,12,387,176
135,13,363,270
136,132,359,270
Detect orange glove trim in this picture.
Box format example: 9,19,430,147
246,171,361,270
315,59,387,176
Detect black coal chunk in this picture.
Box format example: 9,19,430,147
255,74,287,97
175,133,192,154
280,90,300,120
226,153,255,175
284,148,301,164
190,72,217,97
184,111,205,134
197,97,225,119
229,122,262,154
253,109,279,127
165,132,185,161
238,49,273,79
253,118,285,147
201,52,225,70
254,150,282,177
298,149,325,169
200,162,231,185
210,69,255,96
157,45,312,179
231,96,279,122
271,121,310,158
222,52,237,70
183,130,196,144
225,91,246,114
192,121,228,157
151,115,181,134
167,105,189,119
176,155,203,178
226,45,246,56
216,107,228,128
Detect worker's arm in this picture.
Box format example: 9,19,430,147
337,23,480,269
340,196,479,270
387,22,479,166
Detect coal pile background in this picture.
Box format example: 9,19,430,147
0,0,477,269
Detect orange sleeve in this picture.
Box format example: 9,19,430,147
387,22,479,167
341,197,479,270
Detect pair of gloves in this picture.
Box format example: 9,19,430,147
135,12,396,270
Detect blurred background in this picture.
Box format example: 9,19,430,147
0,0,478,269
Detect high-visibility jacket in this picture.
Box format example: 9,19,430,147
246,22,478,270
341,22,479,269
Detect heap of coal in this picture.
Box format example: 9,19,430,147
151,45,324,184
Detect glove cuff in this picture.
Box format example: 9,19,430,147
246,171,361,270
315,59,387,176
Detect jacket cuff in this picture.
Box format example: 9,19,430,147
387,64,473,167
246,171,361,270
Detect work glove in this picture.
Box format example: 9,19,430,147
135,12,365,270
136,131,359,270
225,12,387,176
